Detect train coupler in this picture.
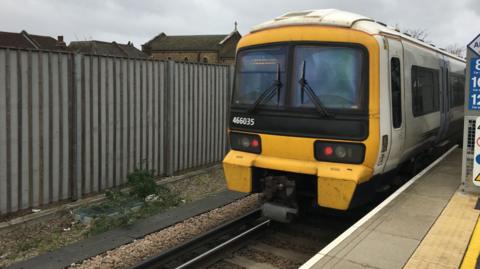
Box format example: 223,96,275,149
261,176,298,222
262,202,298,223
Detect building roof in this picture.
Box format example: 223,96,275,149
143,30,241,54
143,33,226,52
68,40,148,58
0,30,66,50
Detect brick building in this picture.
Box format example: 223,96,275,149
0,30,67,50
69,40,148,58
142,26,241,64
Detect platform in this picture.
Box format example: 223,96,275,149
302,147,480,269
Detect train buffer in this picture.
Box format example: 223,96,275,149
301,147,480,269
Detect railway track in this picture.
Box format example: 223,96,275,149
130,206,364,269
130,148,446,269
130,209,268,269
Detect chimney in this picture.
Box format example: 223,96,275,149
56,35,66,49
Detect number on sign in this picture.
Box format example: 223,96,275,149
476,59,480,71
473,77,480,88
472,94,480,106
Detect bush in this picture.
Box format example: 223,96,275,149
80,168,182,235
127,168,158,198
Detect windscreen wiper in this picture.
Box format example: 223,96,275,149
248,64,282,113
298,61,333,118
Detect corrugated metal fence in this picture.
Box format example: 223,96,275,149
0,47,233,215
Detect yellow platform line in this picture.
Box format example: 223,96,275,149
460,214,480,269
404,192,479,269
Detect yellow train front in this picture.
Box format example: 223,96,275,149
222,10,464,222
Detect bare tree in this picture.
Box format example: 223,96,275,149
394,24,430,42
395,24,465,58
404,28,430,42
445,43,466,58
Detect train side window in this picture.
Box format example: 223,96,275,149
411,66,439,117
449,73,465,108
391,58,402,128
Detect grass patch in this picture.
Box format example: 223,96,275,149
83,168,182,235
0,167,226,268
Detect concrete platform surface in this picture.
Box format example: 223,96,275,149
306,148,480,269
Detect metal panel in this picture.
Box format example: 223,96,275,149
147,61,154,171
19,51,30,209
91,56,100,192
200,65,206,166
0,48,71,214
158,62,166,174
106,58,114,188
41,52,50,205
30,52,40,207
74,54,82,198
60,54,70,200
461,116,476,192
10,50,19,212
164,63,231,174
0,49,7,214
113,59,121,185
206,65,213,164
128,59,135,173
0,47,232,214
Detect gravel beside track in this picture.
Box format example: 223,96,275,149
205,216,353,269
71,194,261,269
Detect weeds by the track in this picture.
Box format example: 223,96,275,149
84,168,182,235
0,166,226,268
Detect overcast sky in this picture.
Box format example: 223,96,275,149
1,0,479,50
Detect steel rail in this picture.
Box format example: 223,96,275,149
176,218,270,269
130,208,267,269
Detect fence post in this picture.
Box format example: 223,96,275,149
164,60,175,176
69,53,79,200
225,65,234,152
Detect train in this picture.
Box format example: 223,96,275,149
222,9,466,222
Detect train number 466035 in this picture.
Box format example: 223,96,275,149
232,117,255,126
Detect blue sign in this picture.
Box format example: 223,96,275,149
468,58,480,110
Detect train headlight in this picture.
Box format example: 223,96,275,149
230,132,261,154
240,137,251,148
335,146,347,158
314,141,365,164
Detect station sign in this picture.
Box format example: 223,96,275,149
468,34,480,56
468,58,480,110
473,117,480,186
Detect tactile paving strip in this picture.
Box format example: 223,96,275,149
404,193,480,269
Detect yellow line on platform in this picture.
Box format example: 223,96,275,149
461,214,480,269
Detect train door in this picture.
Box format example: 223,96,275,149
385,38,406,169
437,58,451,144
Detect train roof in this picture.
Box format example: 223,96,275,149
251,9,465,63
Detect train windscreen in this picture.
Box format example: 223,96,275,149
232,44,368,114
291,46,366,111
232,46,287,107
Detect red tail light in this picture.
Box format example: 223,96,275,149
323,146,334,156
230,132,261,154
315,141,365,164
